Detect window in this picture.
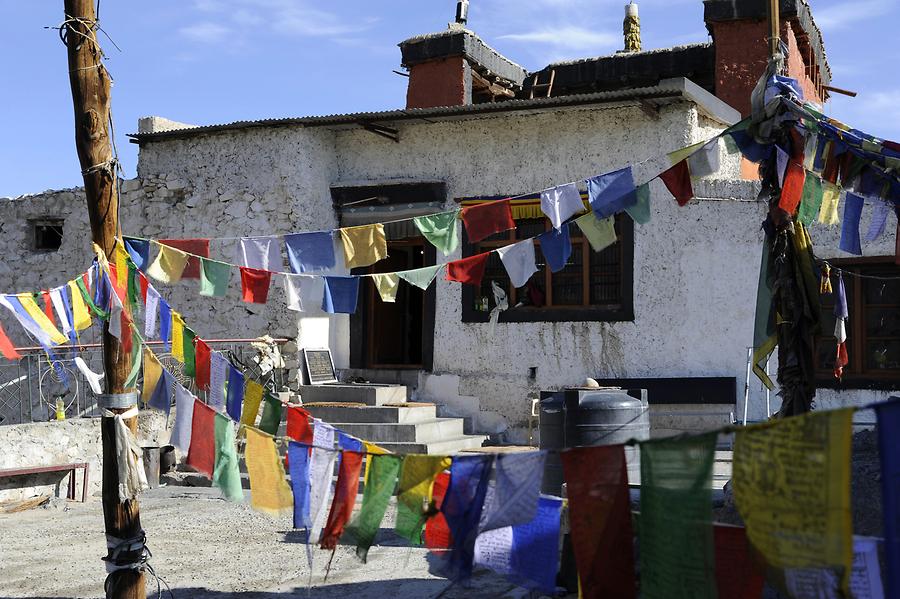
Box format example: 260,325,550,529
815,258,900,388
461,214,633,323
31,218,64,251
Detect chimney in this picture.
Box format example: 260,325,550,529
623,2,641,52
453,0,469,29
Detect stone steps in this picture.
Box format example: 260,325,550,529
325,418,465,443
303,403,437,424
373,435,488,455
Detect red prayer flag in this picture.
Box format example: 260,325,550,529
659,161,693,207
320,450,364,550
40,291,55,324
714,525,765,599
139,272,149,304
424,471,452,551
778,161,806,214
895,222,900,266
286,406,313,444
461,200,515,243
240,267,272,304
0,322,22,360
445,253,490,287
822,142,840,184
186,400,217,478
121,312,133,356
158,238,210,279
195,338,211,391
561,445,637,599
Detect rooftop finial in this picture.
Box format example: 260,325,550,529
624,2,641,52
455,0,469,27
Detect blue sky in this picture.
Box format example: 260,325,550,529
2,0,898,197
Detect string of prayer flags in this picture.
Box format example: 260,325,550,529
320,450,364,550
396,455,452,544
245,426,293,517
733,409,854,595
561,445,637,599
779,161,807,214
414,210,460,256
445,253,490,287
146,243,189,283
575,213,617,253
208,352,228,412
818,182,841,225
339,224,387,269
397,265,442,290
473,495,564,595
440,454,493,582
587,167,638,218
16,294,68,345
834,273,849,379
322,276,359,314
212,413,243,502
171,311,185,363
875,400,900,599
240,267,272,304
182,326,196,377
194,338,211,391
148,370,174,416
839,192,864,255
713,526,765,599
241,380,265,429
625,183,651,225
424,472,452,552
124,237,150,271
797,173,824,225
288,441,312,529
0,322,21,360
0,296,55,349
141,348,162,406
199,258,231,297
158,238,209,279
659,160,694,207
496,240,538,288
158,299,171,351
371,273,400,303
287,405,313,444
865,201,891,242
225,365,244,422
540,183,584,230
639,433,718,599
169,384,194,454
239,236,282,272
283,274,324,312
347,454,402,562
258,393,283,435
186,400,217,478
461,200,514,243
308,421,338,544
536,226,571,273
480,451,546,532
284,231,336,273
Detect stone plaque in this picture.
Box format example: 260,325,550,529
303,349,337,385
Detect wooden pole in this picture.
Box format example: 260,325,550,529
63,2,145,597
768,0,780,58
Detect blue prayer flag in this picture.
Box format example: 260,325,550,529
159,299,171,352
586,167,637,219
537,226,572,273
322,276,359,314
840,193,864,256
876,398,900,599
284,231,337,274
148,370,173,415
729,129,774,164
288,441,312,529
338,432,363,452
813,135,828,171
441,454,493,582
124,237,150,271
225,365,244,422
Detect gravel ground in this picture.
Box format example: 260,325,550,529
0,487,537,599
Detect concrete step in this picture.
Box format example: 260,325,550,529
302,402,437,424
329,418,465,443
375,435,487,455
298,384,407,406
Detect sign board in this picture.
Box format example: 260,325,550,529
303,349,337,385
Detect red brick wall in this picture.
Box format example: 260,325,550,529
406,57,468,109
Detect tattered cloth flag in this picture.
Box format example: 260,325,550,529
146,244,189,283
866,200,891,242
194,338,211,391
496,240,538,288
625,183,652,225
212,413,243,502
148,369,174,416
639,432,718,599
239,236,283,271
208,351,229,412
536,225,572,273
425,472,452,552
371,273,400,303
308,421,337,544
713,525,765,599
833,272,849,379
225,365,244,422
288,441,312,529
473,495,564,595
199,258,231,297
779,161,807,215
124,237,150,271
797,173,825,226
397,265,443,290
339,224,388,269
240,267,272,304
540,183,584,230
169,384,194,454
414,210,460,256
659,160,694,206
245,426,294,517
876,400,900,599
186,399,217,478
158,238,209,279
141,348,163,407
347,454,403,562
396,455,452,544
258,393,283,435
445,253,490,287
575,213,617,253
586,167,637,219
241,380,265,429
733,409,854,596
839,192,864,255
461,200,515,243
284,274,324,312
561,445,636,599
284,231,337,273
480,452,546,532
440,454,493,582
287,405,313,443
322,276,360,314
320,450,364,550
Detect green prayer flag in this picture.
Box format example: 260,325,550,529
639,432,718,599
200,258,231,297
346,454,402,562
75,277,108,319
258,393,283,435
668,140,705,166
752,237,777,389
575,213,617,252
395,455,450,544
127,262,140,313
413,210,460,256
625,183,651,225
124,338,142,389
397,265,442,290
797,174,824,226
182,326,196,378
213,413,244,502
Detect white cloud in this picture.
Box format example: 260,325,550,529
498,26,619,51
814,0,894,31
179,22,231,44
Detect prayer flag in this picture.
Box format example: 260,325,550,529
49,287,73,339
212,413,243,502
124,237,150,271
338,432,363,453
779,161,807,214
169,384,194,453
348,454,402,561
199,259,231,297
322,276,359,314
141,348,162,407
286,405,313,443
496,240,538,288
147,370,173,416
818,182,841,225
171,311,185,363
225,365,244,422
797,173,825,226
0,322,21,360
284,231,337,274
425,472,452,552
441,454,493,582
288,441,312,529
776,146,790,187
114,243,129,291
687,138,721,178
258,393,283,435
320,450,364,550
283,274,324,312
659,160,694,206
16,294,67,345
245,426,293,517
733,409,853,594
363,441,390,485
144,285,160,338
208,352,228,412
839,192,864,255
625,183,651,225
339,224,387,269
194,338,211,391
587,167,637,218
0,295,54,348
540,183,584,230
714,525,765,599
480,451,546,532
182,326,196,377
445,253,489,287
561,445,636,599
461,200,515,243
866,201,891,242
536,225,571,273
146,244,189,283
239,236,282,271
575,213,617,252
68,280,91,331
241,380,264,428
308,421,337,544
371,273,400,303
186,400,217,478
158,238,209,279
396,455,452,544
158,299,171,351
240,267,272,304
639,433,718,599
414,210,460,256
875,400,900,598
397,265,442,290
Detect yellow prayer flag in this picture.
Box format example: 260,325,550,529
371,273,399,303
339,224,387,269
114,242,129,291
141,349,162,406
146,244,189,283
16,294,68,345
733,409,853,594
363,441,391,484
171,311,184,363
667,140,704,166
395,455,451,542
245,427,294,517
241,380,265,428
68,280,91,331
818,183,841,226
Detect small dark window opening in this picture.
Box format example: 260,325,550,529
32,219,64,251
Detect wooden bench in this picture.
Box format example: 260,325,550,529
0,463,90,502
